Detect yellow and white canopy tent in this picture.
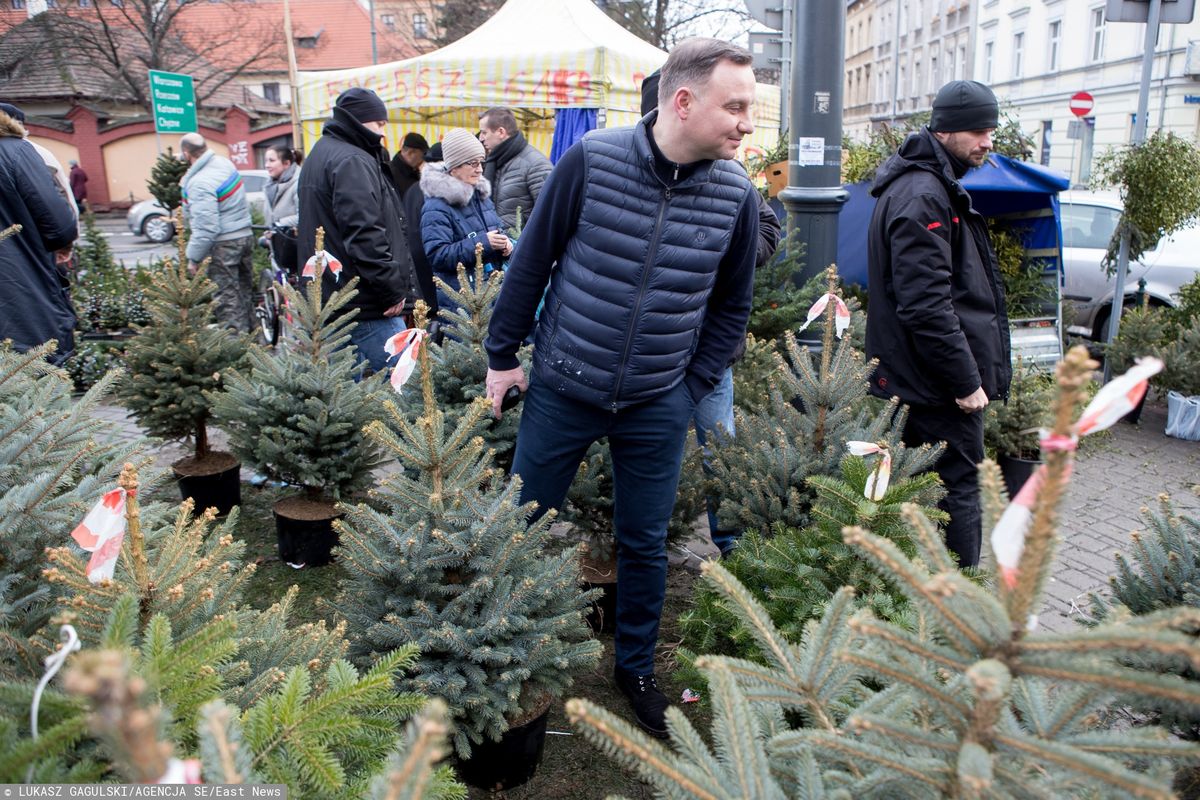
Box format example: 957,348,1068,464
294,0,780,162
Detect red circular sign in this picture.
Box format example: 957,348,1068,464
1069,91,1095,117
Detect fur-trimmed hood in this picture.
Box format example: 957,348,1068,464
419,161,491,207
0,111,27,140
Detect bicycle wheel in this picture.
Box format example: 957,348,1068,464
255,285,281,347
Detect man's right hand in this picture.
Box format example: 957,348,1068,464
383,301,406,318
486,366,528,419
956,387,989,413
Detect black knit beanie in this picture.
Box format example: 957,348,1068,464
929,80,999,132
640,69,661,117
335,87,388,125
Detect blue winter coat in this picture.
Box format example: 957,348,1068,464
419,163,506,290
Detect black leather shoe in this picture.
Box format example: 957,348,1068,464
613,669,670,739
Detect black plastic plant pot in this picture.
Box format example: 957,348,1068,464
272,497,341,568
996,453,1040,499
172,454,240,516
456,707,550,791
583,581,618,635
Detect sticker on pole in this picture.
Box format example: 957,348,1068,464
795,137,824,167
1069,92,1094,117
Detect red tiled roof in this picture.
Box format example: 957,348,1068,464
0,16,288,115
0,0,422,76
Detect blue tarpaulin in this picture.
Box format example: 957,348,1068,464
550,108,597,164
835,153,1070,288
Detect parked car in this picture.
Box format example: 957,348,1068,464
126,169,269,243
1061,190,1200,340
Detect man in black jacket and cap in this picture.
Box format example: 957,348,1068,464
298,87,418,374
866,79,1012,568
389,131,428,197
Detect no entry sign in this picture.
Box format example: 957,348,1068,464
1069,91,1095,117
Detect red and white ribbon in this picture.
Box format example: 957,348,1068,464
991,357,1163,588
70,488,127,584
1076,357,1163,436
384,328,427,394
301,250,344,282
797,293,851,339
846,441,891,501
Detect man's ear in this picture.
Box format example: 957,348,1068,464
672,88,693,120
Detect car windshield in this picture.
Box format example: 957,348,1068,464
241,174,267,193
1061,202,1121,250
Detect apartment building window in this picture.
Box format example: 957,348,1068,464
1090,7,1105,62
263,82,280,103
381,13,395,29
983,41,994,82
912,59,921,95
957,45,966,79
946,45,955,82
10,0,24,9
1012,32,1024,78
929,43,939,92
1048,20,1061,72
413,11,428,38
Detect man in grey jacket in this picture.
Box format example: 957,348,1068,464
180,132,255,332
478,107,551,231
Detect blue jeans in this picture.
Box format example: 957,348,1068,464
693,368,740,556
511,377,695,675
348,316,408,377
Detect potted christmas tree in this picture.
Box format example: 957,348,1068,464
983,358,1054,497
332,315,601,790
119,257,248,515
209,233,387,566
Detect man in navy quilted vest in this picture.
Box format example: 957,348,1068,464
484,38,760,740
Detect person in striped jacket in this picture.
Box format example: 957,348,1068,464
180,132,255,332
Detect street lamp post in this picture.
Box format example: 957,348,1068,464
778,0,849,288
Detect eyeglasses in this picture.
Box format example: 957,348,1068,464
458,159,484,169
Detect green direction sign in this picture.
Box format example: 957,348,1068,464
149,70,197,134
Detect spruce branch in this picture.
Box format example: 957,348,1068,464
1007,346,1097,629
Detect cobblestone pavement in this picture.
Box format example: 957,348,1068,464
90,398,1199,632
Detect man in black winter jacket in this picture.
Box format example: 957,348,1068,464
298,88,418,374
484,39,759,741
866,80,1012,568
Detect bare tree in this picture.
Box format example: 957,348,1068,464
433,0,505,46
37,0,284,113
595,0,754,49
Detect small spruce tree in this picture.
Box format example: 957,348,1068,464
0,343,146,680
119,258,248,470
209,236,387,503
331,318,602,758
35,612,464,798
419,246,526,472
147,147,188,211
571,345,1200,799
704,267,938,535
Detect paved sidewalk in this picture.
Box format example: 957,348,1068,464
90,397,1199,630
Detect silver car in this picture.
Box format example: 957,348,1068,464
126,169,269,243
1061,190,1200,339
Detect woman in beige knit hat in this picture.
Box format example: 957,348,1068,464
419,128,512,311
